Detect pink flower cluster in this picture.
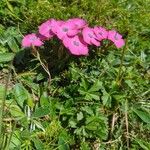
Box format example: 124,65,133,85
22,18,125,56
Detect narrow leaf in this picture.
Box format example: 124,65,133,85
133,108,150,124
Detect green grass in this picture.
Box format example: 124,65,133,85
0,0,150,149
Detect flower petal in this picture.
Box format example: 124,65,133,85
94,26,108,40
39,19,54,38
22,33,43,48
63,35,88,55
82,27,99,46
108,30,122,42
67,18,87,29
114,39,125,48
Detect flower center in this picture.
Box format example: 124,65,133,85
73,41,79,46
99,32,103,35
30,37,37,41
114,33,118,40
47,26,51,30
62,27,68,32
88,33,93,38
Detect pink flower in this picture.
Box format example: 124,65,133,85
94,26,108,41
67,18,87,29
22,33,43,47
108,30,125,48
63,35,89,55
82,27,100,46
52,21,79,40
38,19,55,39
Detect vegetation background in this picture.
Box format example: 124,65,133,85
0,0,150,149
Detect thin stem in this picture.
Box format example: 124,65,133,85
116,46,126,84
5,121,17,150
36,51,51,83
116,37,128,85
110,113,118,138
0,60,12,149
125,99,129,150
32,46,51,85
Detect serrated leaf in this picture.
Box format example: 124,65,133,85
102,93,109,105
77,112,83,121
80,78,89,90
101,89,111,107
85,92,100,101
88,80,103,92
69,120,77,128
89,92,100,100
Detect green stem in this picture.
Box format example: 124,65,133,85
0,60,12,149
116,41,127,85
32,46,51,85
36,51,51,82
125,99,129,149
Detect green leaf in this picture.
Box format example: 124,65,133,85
69,120,77,128
6,0,14,12
85,116,100,131
0,85,5,101
33,138,45,150
102,93,109,105
40,92,49,106
85,92,100,101
58,131,70,150
80,78,89,91
27,95,34,109
0,53,14,63
125,80,134,89
85,116,108,140
77,112,84,121
86,122,99,131
33,120,45,132
10,105,25,118
7,37,20,52
133,108,150,124
101,90,111,107
32,106,50,118
134,138,150,150
20,129,31,139
9,131,21,149
80,142,91,150
14,83,28,108
58,137,69,150
88,80,103,92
